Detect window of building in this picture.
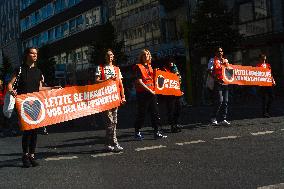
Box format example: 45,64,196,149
55,25,62,39
32,36,39,47
69,18,76,32
48,28,55,41
46,3,54,18
41,31,48,45
62,0,67,10
76,15,84,29
54,0,62,14
68,0,75,7
34,11,40,24
30,12,35,26
61,22,69,36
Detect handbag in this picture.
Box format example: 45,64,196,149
206,73,214,91
3,67,22,118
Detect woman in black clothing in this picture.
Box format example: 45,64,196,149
8,47,59,168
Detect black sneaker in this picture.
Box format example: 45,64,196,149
154,131,167,139
29,155,39,167
22,154,31,168
171,125,182,133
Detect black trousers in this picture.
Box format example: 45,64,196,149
134,92,161,132
165,96,181,125
22,129,38,154
259,87,274,115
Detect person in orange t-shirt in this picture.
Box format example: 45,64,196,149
256,53,275,118
210,47,231,126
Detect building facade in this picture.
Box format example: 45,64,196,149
0,0,21,71
19,0,106,84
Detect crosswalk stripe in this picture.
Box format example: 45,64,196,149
176,140,206,146
214,136,239,140
135,145,167,152
251,131,274,136
91,152,123,158
45,156,78,161
257,183,284,189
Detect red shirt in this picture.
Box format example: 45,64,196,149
213,56,224,81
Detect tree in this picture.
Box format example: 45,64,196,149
187,0,242,55
90,22,127,66
36,46,56,85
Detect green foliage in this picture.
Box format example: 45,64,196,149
186,0,242,55
36,46,56,85
90,22,127,66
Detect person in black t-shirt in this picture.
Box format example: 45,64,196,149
7,47,60,168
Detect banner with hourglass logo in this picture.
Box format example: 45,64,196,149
154,70,182,96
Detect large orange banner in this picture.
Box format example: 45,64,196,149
15,80,121,131
222,65,273,86
154,70,182,96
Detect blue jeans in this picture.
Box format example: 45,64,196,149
212,82,229,120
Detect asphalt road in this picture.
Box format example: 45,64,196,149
0,100,284,189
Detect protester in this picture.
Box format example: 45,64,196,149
160,58,183,133
7,47,59,168
95,49,126,152
256,53,275,118
0,80,5,136
205,57,215,105
133,49,167,140
210,47,231,126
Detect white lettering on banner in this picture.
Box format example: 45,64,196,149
44,84,119,118
163,79,180,90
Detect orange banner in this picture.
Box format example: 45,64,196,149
15,80,121,131
222,65,273,86
154,70,182,96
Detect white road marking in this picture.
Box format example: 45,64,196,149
257,183,284,189
214,136,239,140
91,152,123,158
176,140,206,146
135,145,167,152
281,129,284,131
251,131,274,136
45,156,78,161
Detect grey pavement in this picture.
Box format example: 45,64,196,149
0,97,284,189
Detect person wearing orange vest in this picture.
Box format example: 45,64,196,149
211,47,231,126
133,49,167,140
0,79,5,136
95,49,126,152
160,58,183,133
256,53,275,118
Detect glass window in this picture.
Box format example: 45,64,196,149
54,0,62,14
46,3,53,18
62,0,67,10
69,18,76,32
41,31,48,44
68,0,75,7
41,6,47,20
30,13,35,26
75,0,81,4
48,28,55,41
61,22,69,36
35,11,40,24
55,25,62,39
76,15,84,28
32,36,39,47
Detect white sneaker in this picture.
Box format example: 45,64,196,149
105,145,115,152
211,119,218,125
221,120,230,125
113,144,123,152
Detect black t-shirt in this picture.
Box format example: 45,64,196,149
14,64,43,95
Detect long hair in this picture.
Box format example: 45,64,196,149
138,49,152,64
22,47,38,65
104,48,115,65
